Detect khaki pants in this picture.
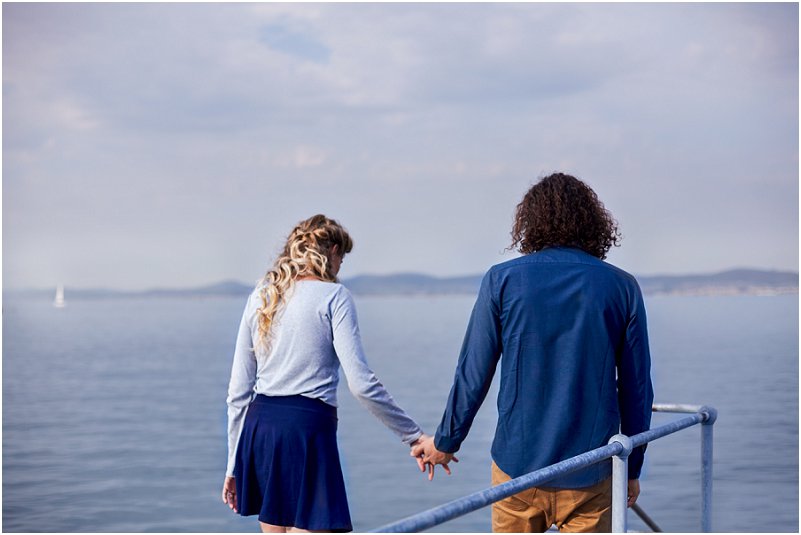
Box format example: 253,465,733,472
491,462,612,533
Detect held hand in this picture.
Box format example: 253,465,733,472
410,435,428,459
627,479,640,507
410,434,431,474
410,435,459,480
222,476,238,513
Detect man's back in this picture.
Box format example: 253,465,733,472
486,247,652,487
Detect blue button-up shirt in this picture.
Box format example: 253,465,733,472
434,247,654,488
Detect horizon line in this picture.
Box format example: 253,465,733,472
4,266,799,293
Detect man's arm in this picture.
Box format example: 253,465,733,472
617,281,655,481
434,271,503,454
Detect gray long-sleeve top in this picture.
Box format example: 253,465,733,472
226,280,423,476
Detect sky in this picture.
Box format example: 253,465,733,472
3,2,799,290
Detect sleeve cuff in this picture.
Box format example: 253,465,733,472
403,429,424,445
434,433,461,453
627,444,647,479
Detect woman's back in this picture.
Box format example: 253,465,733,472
245,280,349,406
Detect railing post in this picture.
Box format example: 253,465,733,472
608,434,633,533
700,406,717,532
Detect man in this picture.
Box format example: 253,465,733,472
413,173,654,532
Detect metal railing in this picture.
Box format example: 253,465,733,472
371,403,717,533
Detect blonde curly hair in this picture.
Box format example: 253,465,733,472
257,214,353,351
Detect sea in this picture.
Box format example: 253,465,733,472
2,292,798,532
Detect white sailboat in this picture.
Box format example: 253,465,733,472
53,284,66,308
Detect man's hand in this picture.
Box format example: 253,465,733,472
410,435,458,480
222,476,238,513
627,479,640,507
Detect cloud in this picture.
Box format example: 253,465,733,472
51,99,101,131
3,3,798,288
260,22,331,64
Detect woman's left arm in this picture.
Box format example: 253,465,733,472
331,288,423,446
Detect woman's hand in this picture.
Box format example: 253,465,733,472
410,435,430,474
410,434,459,480
222,476,238,513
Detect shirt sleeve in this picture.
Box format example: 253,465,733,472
331,287,423,445
434,270,502,453
617,280,655,479
225,292,258,477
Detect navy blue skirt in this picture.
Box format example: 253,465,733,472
233,394,352,532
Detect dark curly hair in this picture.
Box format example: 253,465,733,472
510,173,621,259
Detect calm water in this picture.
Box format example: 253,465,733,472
3,293,798,532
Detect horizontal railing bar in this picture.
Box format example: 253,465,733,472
630,413,704,448
652,403,704,414
372,405,711,533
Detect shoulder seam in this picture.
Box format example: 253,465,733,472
491,257,636,280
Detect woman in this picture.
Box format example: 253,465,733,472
222,214,431,533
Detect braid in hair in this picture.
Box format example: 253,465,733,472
256,214,353,352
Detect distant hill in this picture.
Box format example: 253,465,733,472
3,280,257,300
344,269,798,297
636,269,798,296
5,269,797,300
345,273,482,296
